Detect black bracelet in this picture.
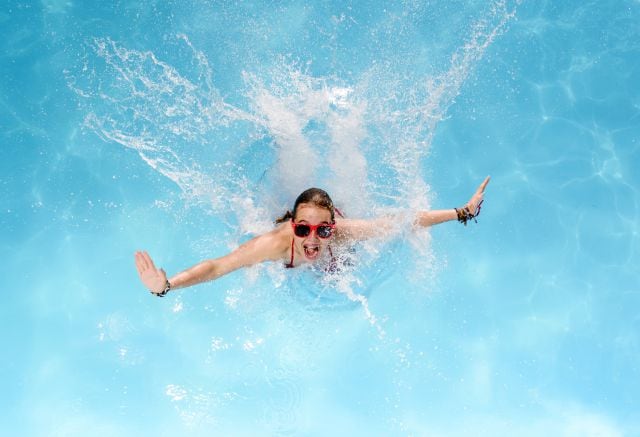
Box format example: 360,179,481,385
455,201,483,226
152,279,171,297
454,206,468,226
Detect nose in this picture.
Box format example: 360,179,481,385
307,230,320,241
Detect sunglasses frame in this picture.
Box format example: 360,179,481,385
291,221,336,239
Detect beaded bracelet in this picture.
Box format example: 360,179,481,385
455,200,483,226
151,279,171,297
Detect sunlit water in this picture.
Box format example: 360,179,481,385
2,1,640,435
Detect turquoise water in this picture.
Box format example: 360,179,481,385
2,0,640,435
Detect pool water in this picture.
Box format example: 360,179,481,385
2,0,640,435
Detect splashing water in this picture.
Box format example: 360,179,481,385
60,3,526,432
67,1,518,327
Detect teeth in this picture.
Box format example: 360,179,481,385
304,246,319,258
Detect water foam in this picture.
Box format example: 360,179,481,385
68,1,519,324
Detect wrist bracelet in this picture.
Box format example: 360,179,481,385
152,279,171,297
455,199,484,226
454,206,471,226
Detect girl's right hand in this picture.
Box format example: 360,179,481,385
134,251,168,295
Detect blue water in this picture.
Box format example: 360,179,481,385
2,1,640,435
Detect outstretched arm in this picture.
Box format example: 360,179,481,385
336,176,490,241
415,176,490,227
135,228,288,296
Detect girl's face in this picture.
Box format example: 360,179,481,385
292,203,333,262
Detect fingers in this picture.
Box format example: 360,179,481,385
134,251,157,273
478,176,491,193
134,251,146,274
142,251,156,270
465,176,490,215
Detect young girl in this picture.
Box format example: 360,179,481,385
135,177,490,296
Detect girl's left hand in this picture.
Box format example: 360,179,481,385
466,176,490,215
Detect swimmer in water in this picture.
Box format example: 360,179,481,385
135,176,490,296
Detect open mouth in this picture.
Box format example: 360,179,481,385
303,244,320,260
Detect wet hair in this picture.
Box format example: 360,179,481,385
275,188,335,224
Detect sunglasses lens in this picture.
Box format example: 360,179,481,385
317,226,333,238
294,224,311,237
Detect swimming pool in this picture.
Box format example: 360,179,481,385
2,0,639,435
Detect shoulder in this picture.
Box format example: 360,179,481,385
334,216,394,241
333,218,362,241
271,221,293,242
226,222,292,265
334,217,369,234
252,221,292,259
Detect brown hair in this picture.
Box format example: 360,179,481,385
275,188,336,224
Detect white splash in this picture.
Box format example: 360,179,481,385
242,337,265,352
172,300,184,313
69,0,519,321
210,337,231,352
166,384,188,402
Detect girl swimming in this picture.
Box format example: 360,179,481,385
135,176,490,296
